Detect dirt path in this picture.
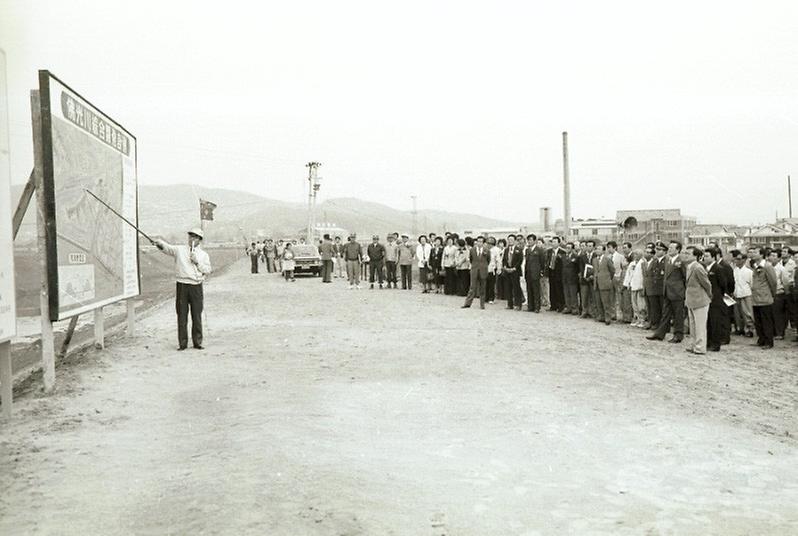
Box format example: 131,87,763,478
2,259,798,535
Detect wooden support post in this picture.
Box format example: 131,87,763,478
126,300,135,336
31,90,55,392
94,307,104,349
57,315,79,359
0,341,12,419
12,170,35,240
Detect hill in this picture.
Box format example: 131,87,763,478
10,183,524,244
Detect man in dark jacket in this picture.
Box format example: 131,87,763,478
648,240,686,343
547,236,566,312
524,234,546,312
503,235,525,310
562,242,580,314
367,235,386,289
577,240,596,318
644,242,666,330
705,247,733,351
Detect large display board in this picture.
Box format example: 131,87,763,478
0,51,16,342
38,71,139,321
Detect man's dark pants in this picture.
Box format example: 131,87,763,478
506,273,524,308
400,264,412,289
176,282,203,349
386,261,397,286
646,294,663,328
580,283,593,316
753,304,775,346
321,259,333,282
370,260,385,285
465,270,487,307
773,293,788,337
654,297,685,339
250,256,258,274
525,276,541,311
485,273,496,302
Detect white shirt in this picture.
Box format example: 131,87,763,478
630,260,645,291
733,265,753,298
416,243,432,268
158,242,212,285
773,262,785,294
488,246,502,273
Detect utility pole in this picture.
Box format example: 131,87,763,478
305,162,321,241
562,131,571,239
411,195,418,237
789,174,793,219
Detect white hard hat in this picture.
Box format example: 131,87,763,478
188,227,204,239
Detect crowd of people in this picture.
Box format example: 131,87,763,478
246,232,794,355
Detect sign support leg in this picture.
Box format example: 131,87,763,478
0,341,12,419
126,300,135,336
94,307,104,349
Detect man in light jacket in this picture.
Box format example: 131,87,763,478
154,228,212,350
684,246,712,355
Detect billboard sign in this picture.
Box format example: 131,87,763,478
38,71,139,321
0,51,16,342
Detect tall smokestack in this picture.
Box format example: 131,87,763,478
562,131,571,239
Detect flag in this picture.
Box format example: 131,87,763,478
199,199,217,221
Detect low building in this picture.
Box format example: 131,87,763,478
561,218,618,244
616,208,696,246
688,224,739,248
743,220,798,249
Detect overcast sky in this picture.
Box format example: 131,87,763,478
2,0,797,225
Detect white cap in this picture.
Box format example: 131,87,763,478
188,227,204,239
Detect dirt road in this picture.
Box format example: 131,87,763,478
2,259,798,535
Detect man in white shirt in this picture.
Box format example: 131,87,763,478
732,250,754,337
154,228,212,350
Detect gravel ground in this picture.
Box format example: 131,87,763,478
1,259,798,535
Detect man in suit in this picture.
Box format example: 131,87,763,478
684,246,712,355
463,236,491,309
503,234,525,310
647,240,686,343
716,249,736,344
523,234,546,312
562,242,580,314
578,240,596,318
547,236,566,312
644,242,666,330
593,244,615,325
704,246,730,351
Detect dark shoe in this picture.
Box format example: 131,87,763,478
668,337,683,343
370,284,374,289
534,310,540,313
685,348,696,354
506,306,514,310
605,320,611,325
480,305,485,310
646,335,663,341
178,346,187,351
461,305,470,309
194,345,204,350
761,344,774,349
708,346,720,352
